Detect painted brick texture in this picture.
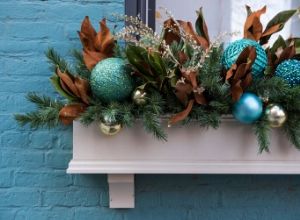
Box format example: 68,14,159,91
1,0,300,220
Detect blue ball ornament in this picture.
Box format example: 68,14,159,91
275,59,300,86
90,58,135,103
233,93,263,124
222,39,267,78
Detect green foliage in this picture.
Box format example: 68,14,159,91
254,116,271,153
72,50,91,79
140,92,167,141
284,113,300,149
45,48,70,73
14,93,64,129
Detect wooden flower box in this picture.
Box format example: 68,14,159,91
67,117,300,208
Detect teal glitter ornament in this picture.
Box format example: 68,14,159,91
275,59,300,86
233,93,263,124
90,58,135,102
222,39,267,78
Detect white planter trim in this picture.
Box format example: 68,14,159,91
67,118,300,208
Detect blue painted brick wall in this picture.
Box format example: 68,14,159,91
1,0,300,219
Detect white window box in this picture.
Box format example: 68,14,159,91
67,117,300,208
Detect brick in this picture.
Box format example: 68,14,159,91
75,208,123,220
4,22,65,41
45,151,72,169
73,174,107,189
30,131,57,150
0,170,12,187
0,3,44,20
0,131,30,149
1,149,44,169
42,189,100,207
0,208,17,220
15,171,72,187
0,189,40,207
15,207,74,220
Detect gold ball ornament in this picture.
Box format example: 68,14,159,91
265,104,287,128
132,89,147,105
99,122,122,136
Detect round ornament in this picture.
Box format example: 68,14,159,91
99,122,122,136
265,104,287,128
132,89,147,105
222,39,268,78
275,59,300,86
233,92,263,124
90,58,135,103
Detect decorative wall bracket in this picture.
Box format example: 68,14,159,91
67,118,300,208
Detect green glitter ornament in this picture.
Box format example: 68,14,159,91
275,59,300,87
90,58,135,102
222,39,267,78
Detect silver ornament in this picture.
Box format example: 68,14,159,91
99,121,122,136
98,115,122,136
132,89,147,105
265,104,287,128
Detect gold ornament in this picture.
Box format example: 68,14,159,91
99,122,122,136
132,89,147,105
265,104,287,128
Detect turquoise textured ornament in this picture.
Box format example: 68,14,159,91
275,59,300,86
90,58,135,102
222,39,267,78
233,93,263,124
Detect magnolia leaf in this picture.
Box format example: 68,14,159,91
246,5,252,16
194,91,207,105
83,49,107,70
50,75,76,101
78,16,97,51
178,20,209,49
276,44,296,65
271,35,287,54
231,80,243,102
59,103,86,125
243,5,266,41
74,77,90,104
175,82,193,105
162,18,180,45
94,19,115,56
287,38,300,54
169,99,194,125
148,51,167,77
56,68,80,97
241,73,253,89
226,64,237,80
195,7,210,45
260,9,297,45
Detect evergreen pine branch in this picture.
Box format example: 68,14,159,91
284,113,300,149
188,106,221,129
45,48,70,73
140,91,167,141
15,94,64,129
254,116,271,153
26,92,63,109
72,50,91,79
142,112,167,141
248,77,289,102
199,46,229,99
79,105,103,126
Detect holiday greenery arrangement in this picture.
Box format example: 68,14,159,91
15,6,300,153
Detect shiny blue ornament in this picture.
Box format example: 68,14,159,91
233,93,263,124
222,39,267,78
275,59,300,86
90,58,135,103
